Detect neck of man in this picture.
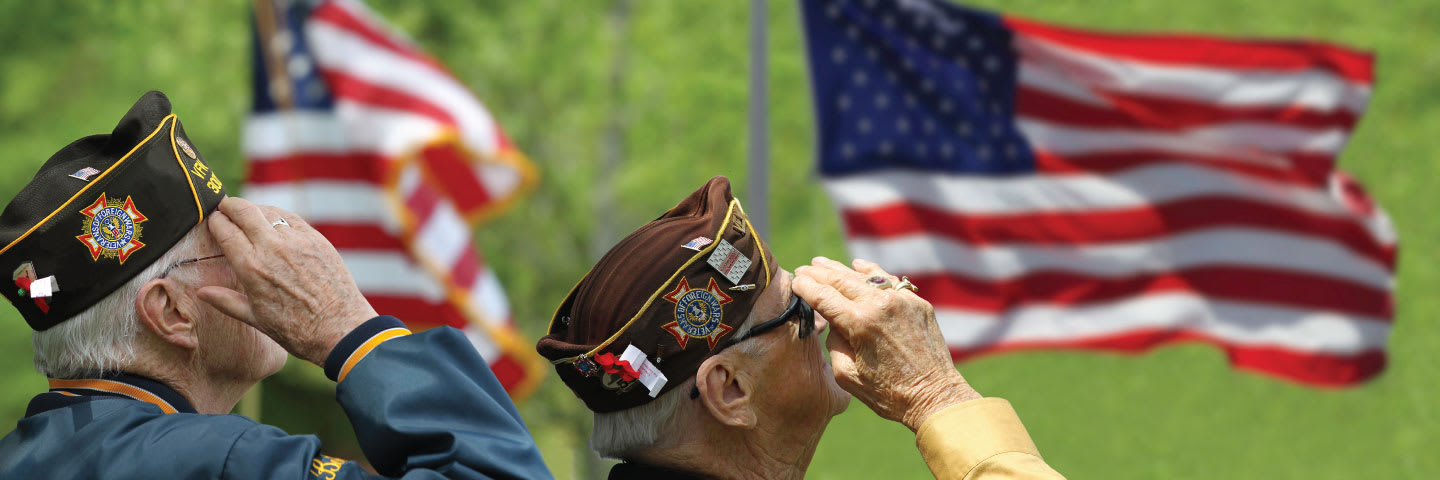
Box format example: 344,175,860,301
627,408,828,480
125,336,257,415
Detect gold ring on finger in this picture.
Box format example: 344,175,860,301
894,276,918,292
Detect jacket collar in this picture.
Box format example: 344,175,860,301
32,372,197,416
608,461,709,480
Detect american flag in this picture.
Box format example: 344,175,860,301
800,0,1395,386
245,0,543,397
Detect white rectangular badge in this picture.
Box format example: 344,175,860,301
29,276,57,298
620,344,668,397
706,238,751,285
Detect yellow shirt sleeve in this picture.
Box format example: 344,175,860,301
914,398,1066,480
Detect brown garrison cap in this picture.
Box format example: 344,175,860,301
0,91,227,331
537,176,778,413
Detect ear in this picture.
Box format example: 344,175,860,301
695,355,756,429
136,279,199,350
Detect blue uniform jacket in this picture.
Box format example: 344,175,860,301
0,316,553,479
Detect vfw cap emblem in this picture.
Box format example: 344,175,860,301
75,193,148,263
661,277,735,350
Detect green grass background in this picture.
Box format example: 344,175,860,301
1,1,1436,478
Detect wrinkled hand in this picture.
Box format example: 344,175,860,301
793,257,982,432
196,197,377,366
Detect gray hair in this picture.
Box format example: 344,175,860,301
590,310,773,459
32,224,207,379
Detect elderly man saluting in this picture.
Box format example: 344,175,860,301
539,177,1065,479
0,92,551,479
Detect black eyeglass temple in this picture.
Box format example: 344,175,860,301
159,254,225,279
690,296,815,400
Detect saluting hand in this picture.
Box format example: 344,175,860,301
196,197,377,366
792,257,982,432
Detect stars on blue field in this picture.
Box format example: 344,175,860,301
802,0,1036,176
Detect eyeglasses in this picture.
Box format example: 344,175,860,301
716,294,815,352
690,293,815,399
158,254,225,279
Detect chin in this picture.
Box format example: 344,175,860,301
820,366,851,416
827,387,851,416
230,336,289,382
260,349,289,378
257,338,289,375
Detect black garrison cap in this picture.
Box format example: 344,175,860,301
0,91,227,331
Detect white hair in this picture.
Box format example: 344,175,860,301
32,224,207,379
590,310,772,459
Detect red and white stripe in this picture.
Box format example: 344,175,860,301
245,0,540,397
826,18,1393,386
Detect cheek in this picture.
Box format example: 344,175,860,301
205,318,252,352
201,317,282,369
812,334,850,403
807,335,829,371
240,323,285,361
791,337,829,386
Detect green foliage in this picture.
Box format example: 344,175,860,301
1,0,1437,478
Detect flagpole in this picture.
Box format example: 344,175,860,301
592,0,633,262
747,0,770,237
239,0,295,423
254,0,294,110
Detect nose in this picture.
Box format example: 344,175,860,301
814,312,829,334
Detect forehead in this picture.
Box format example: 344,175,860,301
172,229,215,261
755,269,794,317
